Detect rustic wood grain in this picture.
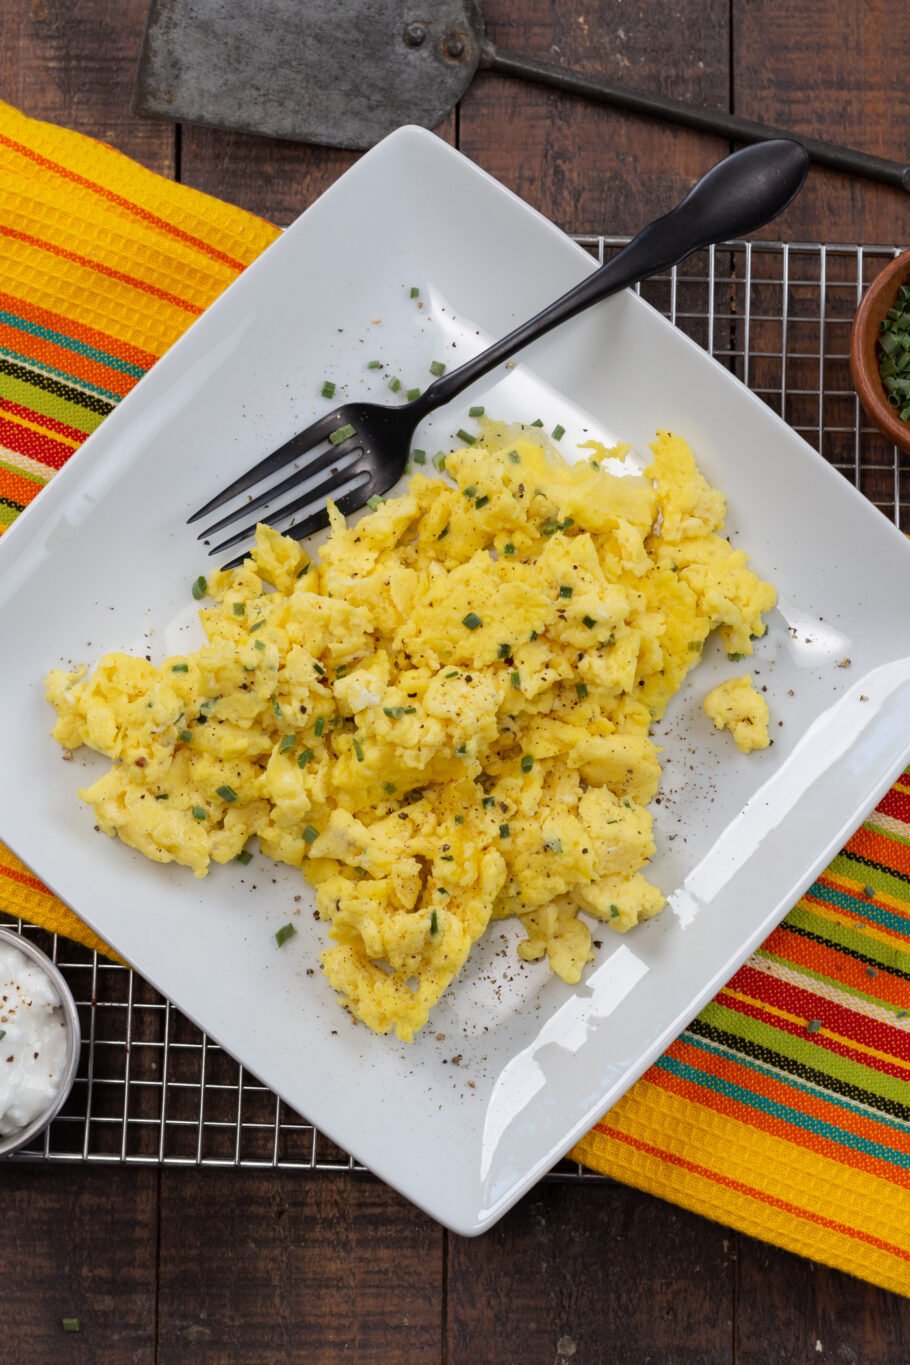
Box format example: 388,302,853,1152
156,1171,443,1363
0,0,174,175
447,1182,735,1364
734,0,910,243
735,1233,910,1365
0,1165,158,1365
459,0,730,236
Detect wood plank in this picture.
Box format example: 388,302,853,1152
735,1233,910,1364
0,1165,158,1363
447,1181,735,1363
0,0,174,175
157,1171,443,1362
733,0,910,242
459,0,730,235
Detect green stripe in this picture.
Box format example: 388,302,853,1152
699,1000,909,1107
831,850,910,894
788,905,910,976
0,456,47,487
689,1018,910,1122
757,947,909,1012
0,499,22,524
0,356,114,417
0,369,103,435
0,345,124,404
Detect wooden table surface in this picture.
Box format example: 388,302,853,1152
2,1,910,1361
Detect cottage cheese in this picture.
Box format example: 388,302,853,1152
0,939,67,1138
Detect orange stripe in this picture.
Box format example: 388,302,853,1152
671,1036,910,1157
598,1126,910,1264
847,827,910,877
0,289,159,369
0,465,43,507
762,925,910,1010
646,1065,910,1189
0,131,250,273
0,860,50,896
0,319,137,397
0,224,203,316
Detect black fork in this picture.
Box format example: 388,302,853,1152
189,139,808,564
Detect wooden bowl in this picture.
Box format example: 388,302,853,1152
850,248,910,454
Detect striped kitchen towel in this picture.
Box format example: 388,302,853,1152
0,98,907,1296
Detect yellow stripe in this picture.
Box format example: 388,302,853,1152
573,1081,910,1296
723,986,910,1072
0,409,80,448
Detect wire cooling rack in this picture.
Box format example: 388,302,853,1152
3,239,908,1172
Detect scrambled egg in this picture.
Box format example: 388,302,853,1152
46,424,776,1041
703,675,771,753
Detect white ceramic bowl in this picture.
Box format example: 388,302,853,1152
0,928,81,1158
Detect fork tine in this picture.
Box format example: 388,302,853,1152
198,440,355,539
218,483,375,570
207,463,370,556
187,410,345,524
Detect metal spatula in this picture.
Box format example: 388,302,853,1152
133,0,910,191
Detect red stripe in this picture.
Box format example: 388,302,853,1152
0,224,203,316
0,289,159,370
728,964,910,1062
595,1127,910,1266
877,788,910,825
0,415,74,469
0,861,50,896
0,397,84,444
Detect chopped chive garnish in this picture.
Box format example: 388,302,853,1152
430,360,446,377
482,796,495,808
507,450,521,464
474,494,489,509
559,585,575,599
272,699,283,718
254,639,266,651
463,486,476,499
609,903,619,919
154,793,169,801
313,662,326,676
551,423,566,440
367,494,383,510
497,643,511,659
462,612,482,630
520,754,534,773
410,286,420,299
430,910,438,933
582,615,597,629
864,884,876,898
297,747,314,768
406,387,421,401
457,428,476,445
171,663,189,673
335,665,348,678
235,849,253,865
191,806,207,820
352,737,364,762
456,744,467,755
249,619,266,631
367,359,382,368
383,781,396,793
503,543,516,556
469,405,485,417
384,706,404,718
530,630,538,641
179,730,193,743
321,380,336,398
314,716,325,737
807,1019,822,1034
329,423,356,445
445,669,459,678
530,418,543,428
303,825,319,845
433,452,447,471
510,670,521,689
217,785,237,803
688,641,701,652
232,602,245,616
576,682,589,698
545,836,563,853
62,1319,80,1334
275,922,296,948
437,524,450,540
191,575,207,600
412,448,426,464
499,823,510,838
297,564,311,578
727,652,745,661
279,734,296,753
455,814,464,824
388,376,401,392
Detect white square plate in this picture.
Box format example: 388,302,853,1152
2,128,910,1234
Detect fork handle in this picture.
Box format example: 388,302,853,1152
417,139,808,413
